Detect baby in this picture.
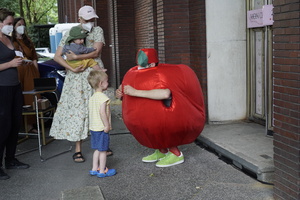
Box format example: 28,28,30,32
62,26,103,70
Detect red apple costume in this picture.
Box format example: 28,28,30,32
122,49,205,149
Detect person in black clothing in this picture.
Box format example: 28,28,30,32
0,8,30,180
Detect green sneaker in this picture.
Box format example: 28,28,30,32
155,152,184,167
142,150,167,163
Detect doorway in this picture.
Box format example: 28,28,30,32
247,0,273,134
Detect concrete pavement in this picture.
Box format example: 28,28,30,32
0,101,274,200
198,122,274,184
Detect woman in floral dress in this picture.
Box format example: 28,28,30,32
50,6,106,162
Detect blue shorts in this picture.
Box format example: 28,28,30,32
90,130,110,151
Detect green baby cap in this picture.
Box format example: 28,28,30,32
66,26,88,43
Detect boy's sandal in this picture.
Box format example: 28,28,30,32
89,170,98,176
96,167,108,173
73,152,85,163
97,167,116,178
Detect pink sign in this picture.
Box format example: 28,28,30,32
247,8,263,28
247,4,274,28
263,5,274,26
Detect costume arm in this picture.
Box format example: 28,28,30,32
124,85,171,100
100,100,110,133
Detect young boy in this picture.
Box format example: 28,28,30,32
87,70,116,177
63,26,105,71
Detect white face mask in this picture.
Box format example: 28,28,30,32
1,25,13,36
82,22,94,32
16,25,25,35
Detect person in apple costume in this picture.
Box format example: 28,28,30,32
116,48,205,167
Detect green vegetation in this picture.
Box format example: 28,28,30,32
0,0,58,48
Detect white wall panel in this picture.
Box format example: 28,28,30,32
206,0,247,122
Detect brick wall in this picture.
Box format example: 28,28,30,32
162,0,190,65
189,0,207,118
156,0,165,63
58,0,87,23
272,0,300,200
134,0,192,65
96,1,110,70
135,0,155,49
114,1,136,82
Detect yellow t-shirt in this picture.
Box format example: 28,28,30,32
89,92,110,132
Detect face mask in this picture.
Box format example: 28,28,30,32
1,25,13,36
16,25,25,35
82,22,94,32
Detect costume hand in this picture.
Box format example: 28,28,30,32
115,84,123,99
65,50,77,61
10,57,23,67
123,85,136,96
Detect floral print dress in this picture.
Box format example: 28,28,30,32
49,26,105,141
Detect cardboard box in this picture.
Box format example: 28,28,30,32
32,99,50,110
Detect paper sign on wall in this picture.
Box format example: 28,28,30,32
247,4,274,28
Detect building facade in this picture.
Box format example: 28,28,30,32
272,1,299,199
57,0,300,199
